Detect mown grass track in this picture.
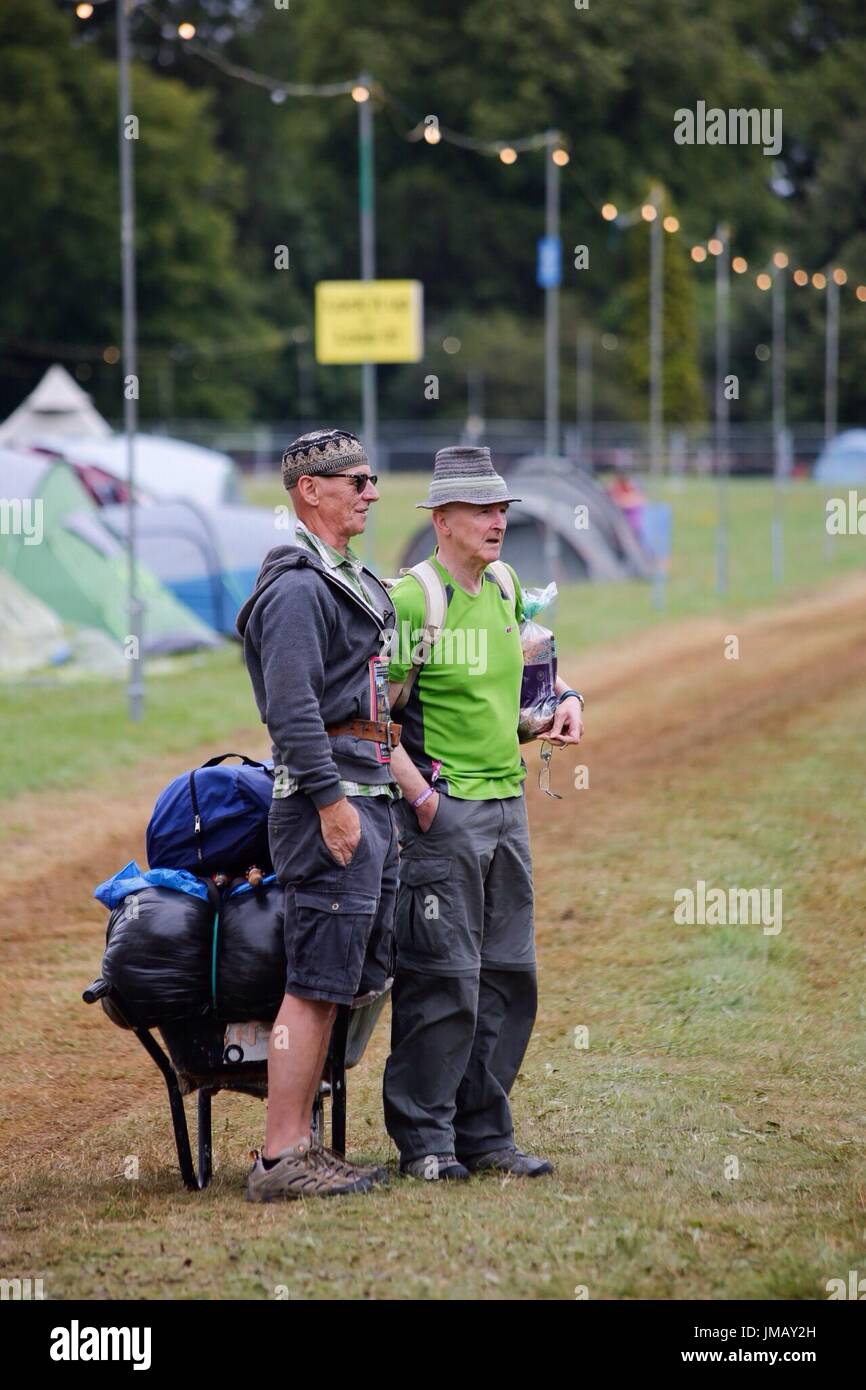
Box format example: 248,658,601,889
1,575,864,1299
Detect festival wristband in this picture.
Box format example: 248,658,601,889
558,689,585,709
411,786,435,809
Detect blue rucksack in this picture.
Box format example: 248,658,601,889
146,753,275,876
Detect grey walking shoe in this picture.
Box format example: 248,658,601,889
399,1152,471,1181
461,1147,554,1177
245,1138,382,1202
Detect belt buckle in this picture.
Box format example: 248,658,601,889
384,718,398,749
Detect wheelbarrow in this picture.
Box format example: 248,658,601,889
82,978,392,1191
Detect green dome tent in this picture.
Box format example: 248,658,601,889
0,449,220,654
0,571,69,676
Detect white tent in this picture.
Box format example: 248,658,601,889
0,364,111,444
37,432,242,508
0,366,241,507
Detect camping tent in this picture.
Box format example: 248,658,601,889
95,500,287,635
0,364,111,444
0,449,220,654
0,572,70,676
397,457,651,585
0,366,241,506
813,430,866,484
41,431,242,508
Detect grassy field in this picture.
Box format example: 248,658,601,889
1,566,865,1299
1,476,864,1300
0,476,861,806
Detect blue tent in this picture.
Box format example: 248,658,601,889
96,500,289,635
813,430,866,484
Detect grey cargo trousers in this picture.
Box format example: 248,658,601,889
383,788,538,1163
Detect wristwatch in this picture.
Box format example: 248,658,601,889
558,688,585,710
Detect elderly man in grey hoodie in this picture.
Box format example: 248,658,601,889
236,428,400,1202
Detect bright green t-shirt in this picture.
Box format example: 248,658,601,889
388,552,526,799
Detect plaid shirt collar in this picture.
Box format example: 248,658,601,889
293,517,385,621
294,518,362,574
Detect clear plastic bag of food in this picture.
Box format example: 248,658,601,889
518,584,559,743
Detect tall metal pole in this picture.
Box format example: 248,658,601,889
358,75,377,470
771,261,787,582
577,326,593,468
825,274,839,444
649,187,664,475
117,0,143,720
544,132,560,459
714,224,730,595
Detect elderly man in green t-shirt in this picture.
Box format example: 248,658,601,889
383,446,584,1181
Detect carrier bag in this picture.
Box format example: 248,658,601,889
146,753,275,876
215,876,286,1023
518,583,560,742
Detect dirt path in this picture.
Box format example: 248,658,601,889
2,575,864,1163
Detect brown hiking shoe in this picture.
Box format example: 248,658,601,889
245,1139,381,1202
319,1146,390,1187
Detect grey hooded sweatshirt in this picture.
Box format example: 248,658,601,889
236,543,397,807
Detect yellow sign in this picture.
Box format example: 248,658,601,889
315,280,424,364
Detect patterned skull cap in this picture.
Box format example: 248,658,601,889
281,428,369,490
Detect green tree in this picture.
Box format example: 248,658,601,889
0,0,274,420
10,0,866,425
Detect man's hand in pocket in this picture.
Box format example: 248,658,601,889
318,797,361,866
416,790,440,834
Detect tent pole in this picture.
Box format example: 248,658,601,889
117,0,144,719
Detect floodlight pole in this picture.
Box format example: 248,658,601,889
577,326,593,468
118,0,143,720
649,186,664,475
825,274,839,444
714,224,730,595
358,75,378,472
544,132,560,459
771,262,787,582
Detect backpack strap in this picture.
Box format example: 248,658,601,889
389,560,448,713
486,560,517,608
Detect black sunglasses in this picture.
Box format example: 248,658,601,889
326,472,378,493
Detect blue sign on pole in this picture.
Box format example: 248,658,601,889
639,501,674,611
640,502,674,563
537,235,562,289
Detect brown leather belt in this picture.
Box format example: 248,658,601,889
326,717,402,749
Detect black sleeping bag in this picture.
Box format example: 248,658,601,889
101,886,213,1027
215,879,286,1022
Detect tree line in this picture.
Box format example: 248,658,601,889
2,0,865,429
